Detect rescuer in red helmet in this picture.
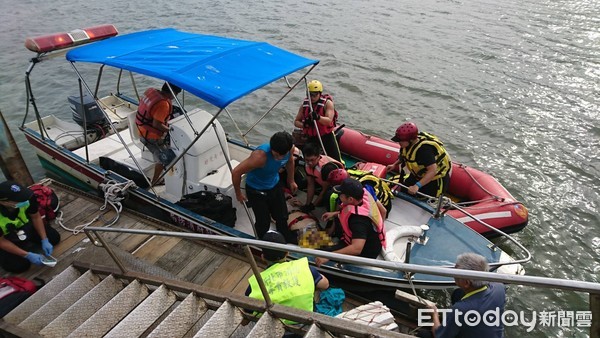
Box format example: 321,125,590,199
386,122,452,197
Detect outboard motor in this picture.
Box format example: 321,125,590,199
68,94,110,140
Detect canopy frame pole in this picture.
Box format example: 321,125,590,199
154,108,226,186
211,122,258,238
93,65,104,98
22,57,49,139
243,64,318,138
69,62,157,195
224,107,249,146
169,86,198,136
77,78,90,164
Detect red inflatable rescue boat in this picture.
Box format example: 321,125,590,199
337,127,528,238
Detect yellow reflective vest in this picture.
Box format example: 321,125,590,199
0,206,30,236
248,257,315,324
400,132,451,180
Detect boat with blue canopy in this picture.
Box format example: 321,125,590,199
20,25,529,289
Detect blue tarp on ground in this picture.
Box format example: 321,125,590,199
66,28,318,108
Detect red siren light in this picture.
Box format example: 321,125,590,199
24,24,118,53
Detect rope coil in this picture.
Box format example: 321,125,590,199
57,179,135,234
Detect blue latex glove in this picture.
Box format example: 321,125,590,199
25,252,44,265
41,238,53,256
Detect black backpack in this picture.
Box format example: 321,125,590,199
176,190,236,227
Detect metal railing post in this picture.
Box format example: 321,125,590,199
89,230,128,274
244,245,272,308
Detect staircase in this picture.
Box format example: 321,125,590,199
0,265,413,338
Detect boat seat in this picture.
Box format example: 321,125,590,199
196,160,240,196
126,111,154,162
381,225,423,263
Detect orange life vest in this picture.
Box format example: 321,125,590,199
302,94,338,137
338,188,386,249
136,88,172,139
305,155,343,187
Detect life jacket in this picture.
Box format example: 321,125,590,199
0,206,30,236
305,155,343,187
135,88,172,139
248,257,314,324
399,132,451,181
302,94,338,137
29,184,59,224
338,189,386,249
347,169,393,213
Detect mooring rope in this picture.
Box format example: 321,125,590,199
57,179,135,234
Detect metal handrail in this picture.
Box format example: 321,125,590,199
84,226,600,294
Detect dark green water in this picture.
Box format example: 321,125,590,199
0,0,598,336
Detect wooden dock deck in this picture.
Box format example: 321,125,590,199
3,179,262,297
0,179,417,336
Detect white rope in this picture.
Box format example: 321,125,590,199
57,180,134,234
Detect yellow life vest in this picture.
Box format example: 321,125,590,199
248,257,315,324
346,169,393,212
400,132,451,180
0,206,30,236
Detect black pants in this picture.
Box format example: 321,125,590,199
246,183,297,244
307,132,342,163
0,223,61,273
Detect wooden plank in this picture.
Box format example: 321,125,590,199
110,221,154,252
132,235,182,263
231,269,254,295
175,248,209,280
177,248,225,284
155,239,208,276
52,184,79,207
395,289,435,308
191,251,227,285
203,256,251,292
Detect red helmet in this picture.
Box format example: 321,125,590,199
327,169,349,185
391,122,418,142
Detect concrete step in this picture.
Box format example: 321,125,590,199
67,279,149,338
104,284,177,338
39,274,125,337
4,266,81,325
20,270,100,332
147,292,208,338
193,300,243,338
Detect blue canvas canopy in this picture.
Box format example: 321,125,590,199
66,28,318,108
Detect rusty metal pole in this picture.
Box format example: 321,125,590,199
0,109,33,185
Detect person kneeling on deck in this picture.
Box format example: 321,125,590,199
427,253,506,338
315,178,386,267
135,82,182,185
386,122,452,198
0,181,60,273
232,131,299,244
245,231,329,326
301,142,344,211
